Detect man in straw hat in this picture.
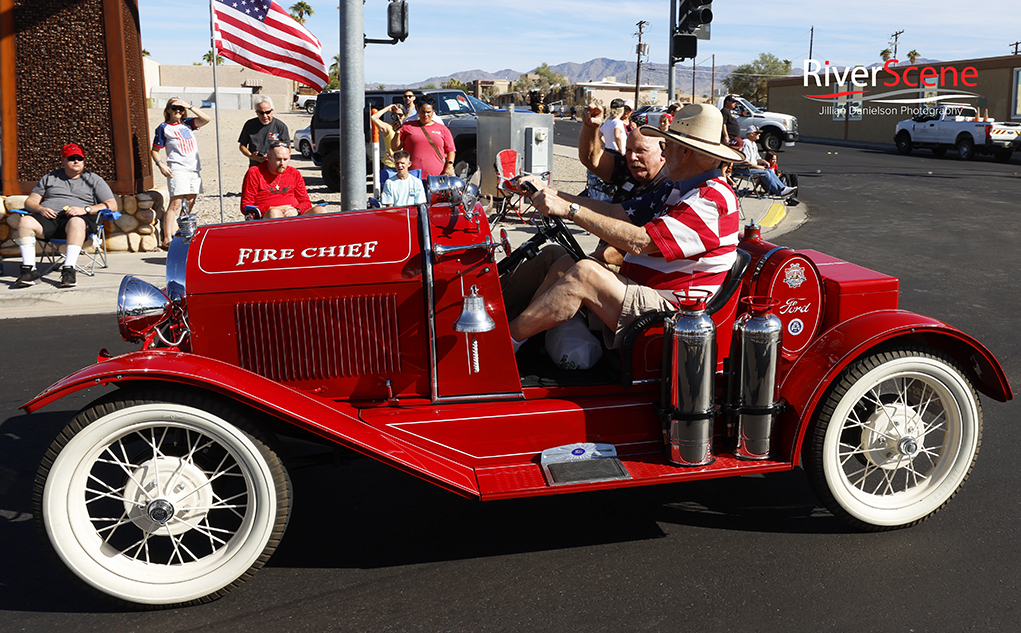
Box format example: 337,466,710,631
508,103,744,353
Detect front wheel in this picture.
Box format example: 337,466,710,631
33,389,292,607
803,347,981,531
298,139,313,159
761,131,782,152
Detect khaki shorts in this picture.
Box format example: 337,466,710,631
168,170,202,197
603,281,675,349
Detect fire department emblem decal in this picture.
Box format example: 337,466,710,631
783,262,807,289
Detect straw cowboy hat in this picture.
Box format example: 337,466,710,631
641,103,745,163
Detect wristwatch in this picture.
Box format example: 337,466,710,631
84,206,93,214
567,203,580,220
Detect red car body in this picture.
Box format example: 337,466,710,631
26,185,1012,607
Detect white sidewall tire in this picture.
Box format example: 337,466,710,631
41,403,279,606
820,354,980,529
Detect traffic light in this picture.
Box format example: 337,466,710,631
387,0,409,42
672,0,712,61
678,0,712,33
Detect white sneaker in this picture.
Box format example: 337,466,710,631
780,186,798,197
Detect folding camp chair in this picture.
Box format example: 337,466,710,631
9,208,118,276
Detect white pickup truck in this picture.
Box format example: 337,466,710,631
294,92,319,114
715,95,799,151
895,104,1020,162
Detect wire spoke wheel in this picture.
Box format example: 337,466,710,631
805,347,981,531
34,390,291,607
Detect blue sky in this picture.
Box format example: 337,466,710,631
141,1,1021,86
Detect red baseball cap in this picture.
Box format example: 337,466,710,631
61,143,85,158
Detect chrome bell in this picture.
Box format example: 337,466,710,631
454,285,496,333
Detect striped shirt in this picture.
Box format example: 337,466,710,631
619,171,739,303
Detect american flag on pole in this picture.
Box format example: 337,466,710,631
213,0,330,91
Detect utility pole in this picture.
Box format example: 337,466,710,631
667,0,677,101
634,20,648,107
809,26,814,59
1011,41,1021,55
890,30,904,59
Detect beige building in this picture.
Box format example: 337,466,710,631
145,58,293,111
572,77,669,108
766,54,1021,145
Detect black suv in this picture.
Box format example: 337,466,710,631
311,89,494,191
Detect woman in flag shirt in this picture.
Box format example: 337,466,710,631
151,98,210,248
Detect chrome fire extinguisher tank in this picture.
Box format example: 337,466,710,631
660,291,717,467
730,297,784,460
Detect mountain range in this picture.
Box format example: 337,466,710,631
373,56,943,100
375,58,740,100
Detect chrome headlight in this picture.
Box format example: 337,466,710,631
117,276,172,343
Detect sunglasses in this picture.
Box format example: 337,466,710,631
257,109,273,115
404,95,414,99
171,105,186,113
66,155,84,162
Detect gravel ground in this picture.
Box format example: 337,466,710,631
149,107,587,227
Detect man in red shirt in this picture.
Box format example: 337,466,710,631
393,96,455,179
240,143,313,219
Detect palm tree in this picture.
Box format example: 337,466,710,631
289,1,314,24
203,49,224,66
880,48,892,61
907,50,920,64
142,48,150,57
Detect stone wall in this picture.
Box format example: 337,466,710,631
0,190,166,257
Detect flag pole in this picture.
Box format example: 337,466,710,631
209,0,226,223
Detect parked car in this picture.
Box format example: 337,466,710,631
294,126,313,159
311,89,494,191
27,176,1012,608
632,105,669,127
294,92,318,115
895,104,1020,161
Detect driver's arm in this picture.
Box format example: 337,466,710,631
578,105,615,182
530,186,660,256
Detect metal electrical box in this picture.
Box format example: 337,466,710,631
477,110,555,197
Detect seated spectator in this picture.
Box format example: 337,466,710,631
379,151,425,207
739,126,796,198
240,143,317,219
14,143,118,288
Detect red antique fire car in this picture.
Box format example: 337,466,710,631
25,178,1012,607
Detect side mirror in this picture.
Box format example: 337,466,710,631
387,0,409,42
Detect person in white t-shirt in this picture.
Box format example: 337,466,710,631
151,97,210,248
379,151,426,207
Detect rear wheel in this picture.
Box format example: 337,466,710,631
803,347,981,531
956,136,975,160
33,389,292,607
298,139,313,159
895,132,912,155
305,102,315,115
322,150,341,192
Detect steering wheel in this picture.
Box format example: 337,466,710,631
539,214,586,262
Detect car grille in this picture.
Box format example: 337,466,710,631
235,294,401,382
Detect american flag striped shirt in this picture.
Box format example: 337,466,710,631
619,173,739,303
213,0,329,91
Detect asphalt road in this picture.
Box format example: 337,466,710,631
2,142,1020,631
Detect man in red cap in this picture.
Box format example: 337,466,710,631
14,143,118,288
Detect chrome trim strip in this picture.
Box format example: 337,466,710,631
432,391,525,403
419,203,441,402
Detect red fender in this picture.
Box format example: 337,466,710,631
775,310,1012,461
22,351,480,498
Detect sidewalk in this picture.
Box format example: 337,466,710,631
0,143,805,320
